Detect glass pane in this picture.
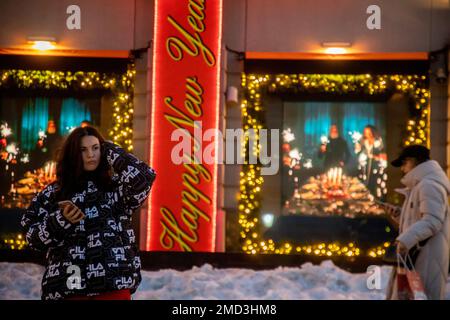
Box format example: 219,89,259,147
0,94,110,209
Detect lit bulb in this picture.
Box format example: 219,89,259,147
31,41,55,51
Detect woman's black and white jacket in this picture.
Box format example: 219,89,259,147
21,141,156,300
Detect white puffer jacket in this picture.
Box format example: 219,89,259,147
390,160,450,300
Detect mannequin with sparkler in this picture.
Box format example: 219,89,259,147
354,125,388,200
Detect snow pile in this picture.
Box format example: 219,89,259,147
0,262,43,300
1,260,449,300
135,261,391,300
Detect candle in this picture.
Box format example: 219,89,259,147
337,168,342,186
328,169,334,185
50,162,55,179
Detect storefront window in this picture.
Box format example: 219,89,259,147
235,73,429,256
281,101,388,217
0,93,111,209
257,97,401,249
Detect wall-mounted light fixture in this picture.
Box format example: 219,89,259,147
321,42,352,54
262,213,275,228
226,85,239,107
27,36,57,51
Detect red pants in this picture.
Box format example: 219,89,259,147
66,289,131,300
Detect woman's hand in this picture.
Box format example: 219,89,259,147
385,204,401,217
101,140,115,160
60,202,85,224
396,240,408,256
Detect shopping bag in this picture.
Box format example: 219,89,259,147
397,254,427,300
396,265,413,300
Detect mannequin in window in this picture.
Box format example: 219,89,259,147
355,125,388,199
318,124,351,171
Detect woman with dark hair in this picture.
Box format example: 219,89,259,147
354,125,387,200
21,126,156,300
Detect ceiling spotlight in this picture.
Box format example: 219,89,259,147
321,42,352,54
27,36,57,51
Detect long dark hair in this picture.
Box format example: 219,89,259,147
363,125,381,140
55,126,113,200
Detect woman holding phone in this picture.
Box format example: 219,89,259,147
21,126,156,300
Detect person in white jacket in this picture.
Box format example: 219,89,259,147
387,145,450,300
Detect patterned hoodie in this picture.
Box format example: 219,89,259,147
21,141,156,300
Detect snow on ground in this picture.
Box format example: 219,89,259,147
1,260,449,300
0,262,43,300
134,261,392,300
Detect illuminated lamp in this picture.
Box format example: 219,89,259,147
27,36,57,51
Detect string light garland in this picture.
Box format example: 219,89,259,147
239,73,429,256
0,65,136,151
251,240,390,258
1,233,26,250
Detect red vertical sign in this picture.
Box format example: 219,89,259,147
147,0,223,252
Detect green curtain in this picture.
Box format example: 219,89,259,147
59,98,92,136
21,98,49,152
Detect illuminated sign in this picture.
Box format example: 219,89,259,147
147,0,223,252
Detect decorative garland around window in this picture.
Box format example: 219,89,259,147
0,65,135,251
0,64,136,151
239,73,430,258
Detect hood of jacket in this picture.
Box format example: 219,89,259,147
401,160,450,195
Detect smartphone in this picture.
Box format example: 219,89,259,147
374,199,388,207
375,199,401,216
58,201,85,219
